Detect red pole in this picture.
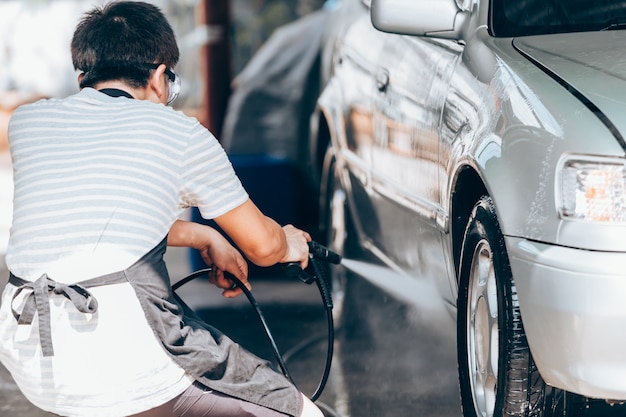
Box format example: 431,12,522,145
202,0,232,139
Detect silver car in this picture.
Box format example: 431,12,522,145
310,0,626,416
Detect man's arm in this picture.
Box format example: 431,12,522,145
214,199,311,268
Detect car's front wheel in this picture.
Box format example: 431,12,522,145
457,196,585,417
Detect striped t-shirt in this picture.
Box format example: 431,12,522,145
0,88,249,416
6,87,248,279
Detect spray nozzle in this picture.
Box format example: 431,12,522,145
281,241,341,284
307,241,342,264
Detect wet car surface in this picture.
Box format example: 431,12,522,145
309,0,626,415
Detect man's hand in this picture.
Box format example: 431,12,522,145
198,230,250,298
279,224,312,269
168,220,250,298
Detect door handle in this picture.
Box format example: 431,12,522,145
376,68,390,93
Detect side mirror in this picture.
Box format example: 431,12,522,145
370,0,469,40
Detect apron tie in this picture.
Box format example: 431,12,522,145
6,239,159,358
10,273,99,357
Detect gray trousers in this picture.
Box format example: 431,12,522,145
129,381,297,417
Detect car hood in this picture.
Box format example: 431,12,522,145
514,31,626,143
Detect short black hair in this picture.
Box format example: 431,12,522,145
71,1,180,89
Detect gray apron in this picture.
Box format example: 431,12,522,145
9,237,300,417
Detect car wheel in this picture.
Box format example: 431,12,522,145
457,196,585,417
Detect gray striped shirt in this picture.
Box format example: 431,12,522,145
6,88,248,279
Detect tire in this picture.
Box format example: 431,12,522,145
457,196,585,417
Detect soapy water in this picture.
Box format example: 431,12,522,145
336,258,446,312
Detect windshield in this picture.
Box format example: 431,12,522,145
491,0,626,37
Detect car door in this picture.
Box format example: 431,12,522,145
366,34,462,299
331,13,388,245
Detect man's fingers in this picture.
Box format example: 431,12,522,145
208,270,251,298
221,278,251,298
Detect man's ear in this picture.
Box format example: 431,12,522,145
147,64,168,104
77,73,84,89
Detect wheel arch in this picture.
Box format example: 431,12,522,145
311,99,344,244
308,105,332,189
450,165,488,281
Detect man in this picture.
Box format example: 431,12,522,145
0,2,323,417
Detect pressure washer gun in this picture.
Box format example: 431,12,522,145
283,241,342,283
282,241,341,313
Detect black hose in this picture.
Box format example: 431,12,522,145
227,274,294,383
172,268,212,292
308,257,334,402
172,242,339,405
173,268,294,382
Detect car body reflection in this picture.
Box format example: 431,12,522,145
310,0,626,416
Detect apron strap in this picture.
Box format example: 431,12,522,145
7,236,168,357
9,271,127,357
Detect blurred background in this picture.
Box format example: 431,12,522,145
0,0,338,266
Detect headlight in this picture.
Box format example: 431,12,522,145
558,156,626,223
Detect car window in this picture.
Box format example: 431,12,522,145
491,0,626,37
